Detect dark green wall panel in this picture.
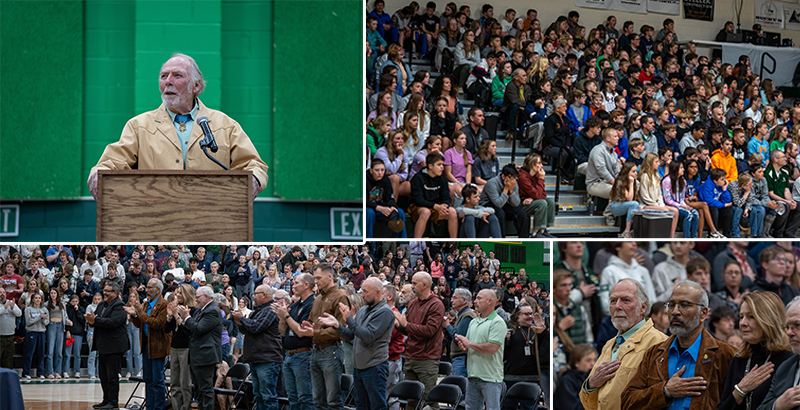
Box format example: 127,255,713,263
1,1,84,199
272,1,362,201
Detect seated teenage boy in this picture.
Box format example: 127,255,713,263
409,152,458,238
455,184,501,238
366,158,407,238
699,168,734,237
711,137,738,183
479,164,531,237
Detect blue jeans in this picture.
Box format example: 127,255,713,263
353,361,389,410
86,327,97,377
142,344,167,410
283,350,314,410
23,331,45,377
64,334,83,375
465,378,503,410
732,206,744,237
252,362,282,410
678,207,699,238
460,214,502,238
451,356,467,379
126,322,141,375
750,205,766,237
45,321,64,375
609,201,640,222
366,208,408,238
310,344,344,410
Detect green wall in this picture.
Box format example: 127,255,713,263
1,1,84,199
459,241,550,283
2,0,361,202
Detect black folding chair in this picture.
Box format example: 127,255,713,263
213,362,251,410
341,373,355,407
438,361,452,376
124,373,147,410
425,383,461,410
501,381,542,410
439,376,467,395
388,380,426,410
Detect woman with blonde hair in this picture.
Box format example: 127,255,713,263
527,56,549,89
638,152,680,237
473,139,500,188
397,92,430,152
165,283,198,410
366,115,392,160
718,291,793,410
399,111,423,161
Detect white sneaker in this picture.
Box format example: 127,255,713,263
54,374,61,379
47,374,55,379
90,376,97,380
74,373,80,379
622,230,633,238
63,372,69,379
39,375,45,379
606,216,616,226
25,375,31,380
710,231,727,238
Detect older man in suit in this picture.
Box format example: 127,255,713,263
85,281,130,410
126,278,171,410
757,296,800,410
177,286,222,410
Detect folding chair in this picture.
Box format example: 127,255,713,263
213,362,251,410
124,373,147,410
388,380,426,410
438,362,452,376
341,373,355,407
439,375,468,410
501,382,542,410
424,383,461,410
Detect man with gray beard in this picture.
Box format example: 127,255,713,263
622,280,735,410
397,284,415,314
579,279,667,410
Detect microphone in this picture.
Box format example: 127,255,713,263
196,115,218,152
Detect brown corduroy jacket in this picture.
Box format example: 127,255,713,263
130,296,172,359
621,328,735,410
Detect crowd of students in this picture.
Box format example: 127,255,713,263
0,243,549,409
366,0,800,239
552,241,800,410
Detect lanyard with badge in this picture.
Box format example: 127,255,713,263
521,326,533,356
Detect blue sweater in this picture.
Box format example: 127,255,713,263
698,177,732,208
566,104,591,136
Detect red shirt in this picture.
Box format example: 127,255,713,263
388,306,405,361
518,169,547,200
2,274,24,302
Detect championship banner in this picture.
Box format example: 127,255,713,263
684,0,715,21
648,0,681,15
721,42,800,86
785,3,800,31
756,0,785,29
575,0,647,13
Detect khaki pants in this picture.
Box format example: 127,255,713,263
403,359,439,410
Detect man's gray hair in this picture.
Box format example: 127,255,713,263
149,278,164,293
274,289,288,300
453,288,472,305
297,272,315,287
213,293,227,306
554,98,567,107
196,286,214,299
257,285,275,298
787,295,800,311
168,53,207,97
616,278,651,315
672,280,709,307
513,68,526,78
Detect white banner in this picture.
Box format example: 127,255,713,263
648,0,681,15
785,3,800,30
756,0,785,29
721,42,800,86
575,0,647,13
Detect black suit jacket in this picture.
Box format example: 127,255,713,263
184,301,222,366
757,354,800,410
92,297,130,354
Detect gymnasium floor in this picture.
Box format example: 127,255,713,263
21,379,139,410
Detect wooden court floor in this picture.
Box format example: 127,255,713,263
21,379,139,410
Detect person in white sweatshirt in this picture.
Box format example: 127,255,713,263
598,242,656,315
651,241,694,303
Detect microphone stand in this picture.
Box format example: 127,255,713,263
200,138,229,171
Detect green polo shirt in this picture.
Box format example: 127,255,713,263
465,310,507,383
766,165,791,197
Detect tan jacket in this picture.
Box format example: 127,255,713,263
579,319,668,410
89,99,268,193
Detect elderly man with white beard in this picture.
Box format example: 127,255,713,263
757,296,800,410
579,279,667,410
622,280,735,410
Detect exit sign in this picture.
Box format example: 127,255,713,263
0,205,19,237
330,208,362,240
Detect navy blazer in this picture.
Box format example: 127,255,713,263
184,301,222,366
756,354,800,410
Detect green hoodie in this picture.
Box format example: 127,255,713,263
367,125,385,156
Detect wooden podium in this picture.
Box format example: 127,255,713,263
96,170,253,242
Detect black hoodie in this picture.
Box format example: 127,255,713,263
410,168,450,208
366,170,397,210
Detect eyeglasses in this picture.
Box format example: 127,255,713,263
772,258,790,264
666,300,706,311
785,322,800,332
